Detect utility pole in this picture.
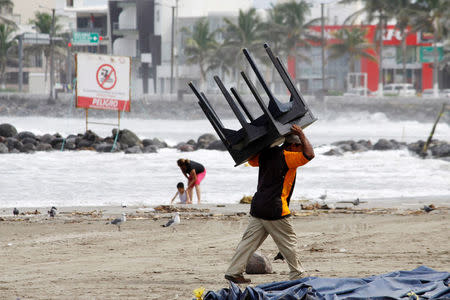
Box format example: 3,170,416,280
18,34,23,92
49,8,56,101
321,3,325,92
378,13,384,97
170,5,175,94
174,0,179,97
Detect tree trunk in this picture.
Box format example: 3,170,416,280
401,29,407,84
199,62,206,91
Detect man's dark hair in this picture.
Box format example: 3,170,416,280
176,182,184,189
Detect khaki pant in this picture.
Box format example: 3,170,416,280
225,216,306,280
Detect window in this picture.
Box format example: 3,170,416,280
66,0,74,7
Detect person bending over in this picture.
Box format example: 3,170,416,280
177,159,206,204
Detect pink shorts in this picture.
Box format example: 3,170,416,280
190,170,206,185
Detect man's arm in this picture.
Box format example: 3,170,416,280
291,124,315,160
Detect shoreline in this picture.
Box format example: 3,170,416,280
2,194,449,218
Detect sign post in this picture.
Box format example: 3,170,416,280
419,46,444,63
76,53,131,133
72,32,100,45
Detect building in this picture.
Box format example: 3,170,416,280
108,0,161,96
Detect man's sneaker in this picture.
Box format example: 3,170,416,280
224,274,251,284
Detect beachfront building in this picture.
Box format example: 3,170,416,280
108,0,161,96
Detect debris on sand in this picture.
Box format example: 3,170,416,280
239,195,252,204
154,205,210,213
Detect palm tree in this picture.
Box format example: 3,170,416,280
385,0,415,84
327,27,376,73
409,0,449,95
182,18,218,89
222,8,264,85
29,11,61,83
260,4,287,88
340,0,392,95
275,0,321,79
0,23,15,89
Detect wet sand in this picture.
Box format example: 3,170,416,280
0,204,449,299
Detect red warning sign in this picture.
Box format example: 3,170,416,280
96,64,117,90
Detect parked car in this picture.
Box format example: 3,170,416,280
422,89,450,98
383,83,416,96
343,87,372,97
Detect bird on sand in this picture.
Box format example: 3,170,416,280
352,198,360,206
110,213,126,231
48,206,57,217
162,212,180,228
13,208,19,216
422,205,435,213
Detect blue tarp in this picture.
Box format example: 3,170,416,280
204,266,450,300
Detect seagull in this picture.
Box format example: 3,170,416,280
162,212,180,229
319,190,327,201
352,198,360,206
48,206,57,217
13,208,19,216
422,205,435,213
110,213,126,231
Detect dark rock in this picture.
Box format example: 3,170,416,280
407,141,424,154
430,142,450,157
117,129,141,147
207,140,226,151
143,145,158,153
22,137,37,145
245,252,273,274
40,134,55,144
77,139,93,148
10,148,20,153
357,140,372,150
125,145,142,154
339,144,353,152
177,143,195,152
373,139,395,150
351,142,368,152
187,139,196,146
36,143,53,151
64,139,77,150
5,138,19,151
17,131,36,140
197,133,217,149
142,139,153,147
152,138,167,148
95,143,115,152
83,130,100,142
332,140,354,146
323,148,343,156
0,143,8,153
0,123,17,137
22,143,36,152
51,138,64,148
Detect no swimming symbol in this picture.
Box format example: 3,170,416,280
96,64,117,90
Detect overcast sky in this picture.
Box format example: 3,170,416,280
253,0,276,9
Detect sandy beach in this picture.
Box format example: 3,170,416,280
0,204,449,299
